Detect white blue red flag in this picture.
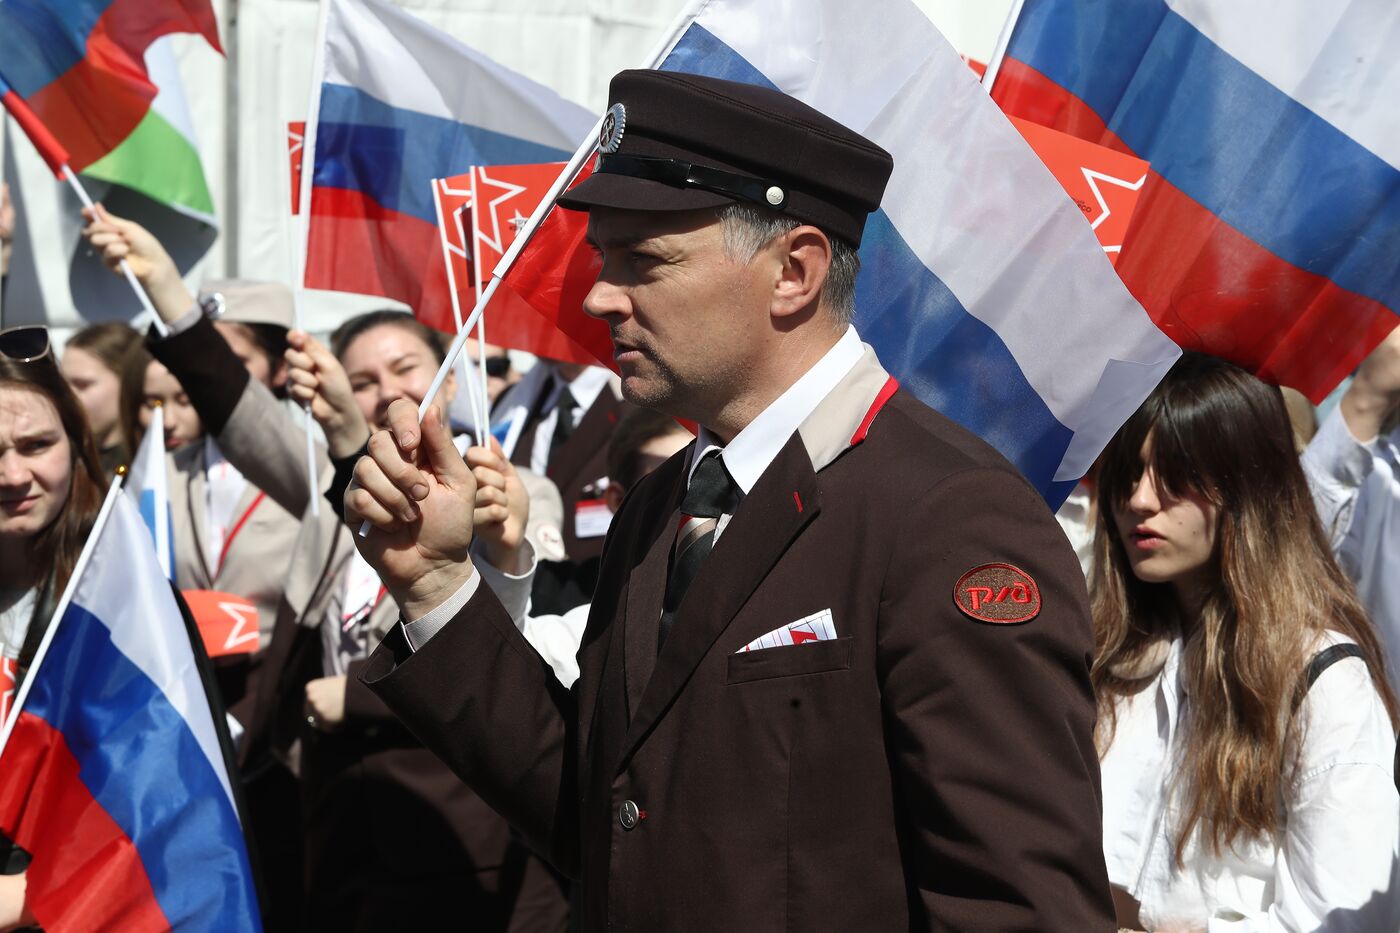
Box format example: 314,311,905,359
503,0,1180,506
124,402,175,580
992,0,1400,402
300,0,593,332
0,493,259,931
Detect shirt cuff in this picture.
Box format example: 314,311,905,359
1305,406,1377,489
472,540,537,626
158,303,203,338
401,570,481,652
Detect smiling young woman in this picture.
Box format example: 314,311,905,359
1091,352,1400,931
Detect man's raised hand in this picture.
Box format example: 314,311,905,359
345,400,476,619
1342,323,1400,442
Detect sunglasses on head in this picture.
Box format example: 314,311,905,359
0,325,52,363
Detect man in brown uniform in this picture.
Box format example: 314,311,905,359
347,71,1115,931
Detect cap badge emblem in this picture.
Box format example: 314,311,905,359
199,291,227,320
599,103,627,154
765,186,786,207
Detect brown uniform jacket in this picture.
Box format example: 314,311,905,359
365,347,1115,931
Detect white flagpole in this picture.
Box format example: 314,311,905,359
432,179,468,334
149,404,172,580
981,0,1027,94
459,183,490,438
434,180,490,444
357,0,709,535
474,277,491,439
63,168,169,338
289,0,335,519
0,475,125,761
296,0,333,263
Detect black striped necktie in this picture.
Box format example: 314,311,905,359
548,384,577,462
658,451,742,649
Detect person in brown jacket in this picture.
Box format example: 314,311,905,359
347,70,1115,931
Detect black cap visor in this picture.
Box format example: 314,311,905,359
557,168,739,215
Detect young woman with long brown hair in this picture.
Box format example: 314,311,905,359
1092,352,1400,931
0,325,108,930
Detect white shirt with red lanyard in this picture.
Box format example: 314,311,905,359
204,437,266,576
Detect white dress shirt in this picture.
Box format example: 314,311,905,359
1101,633,1399,932
528,365,613,475
1302,407,1400,698
689,325,865,542
0,588,37,662
1053,480,1095,579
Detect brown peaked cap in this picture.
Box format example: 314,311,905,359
557,70,893,246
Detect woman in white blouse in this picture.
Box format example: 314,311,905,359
1091,352,1400,932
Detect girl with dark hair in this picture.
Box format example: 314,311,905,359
1,326,108,930
116,343,205,457
1092,352,1400,931
59,321,141,473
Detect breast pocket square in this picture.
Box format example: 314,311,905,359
737,609,837,653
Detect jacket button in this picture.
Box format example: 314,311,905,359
618,800,640,830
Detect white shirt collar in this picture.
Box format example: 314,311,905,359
553,365,612,414
690,326,865,494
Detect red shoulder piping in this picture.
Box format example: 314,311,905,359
849,376,900,446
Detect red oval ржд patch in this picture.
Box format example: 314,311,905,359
953,563,1041,624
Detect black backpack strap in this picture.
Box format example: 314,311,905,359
1305,643,1367,692
1290,643,1368,719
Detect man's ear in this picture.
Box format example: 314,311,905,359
769,225,832,322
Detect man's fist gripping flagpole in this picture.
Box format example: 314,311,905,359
344,399,479,621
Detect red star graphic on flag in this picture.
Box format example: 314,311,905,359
473,167,530,254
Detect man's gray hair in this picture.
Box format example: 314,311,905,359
717,203,860,326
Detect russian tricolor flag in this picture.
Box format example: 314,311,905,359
992,0,1400,402
0,494,259,931
124,402,176,581
300,0,593,330
505,0,1180,506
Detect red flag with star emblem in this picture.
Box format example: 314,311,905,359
426,172,475,333
474,162,606,366
1007,118,1148,266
